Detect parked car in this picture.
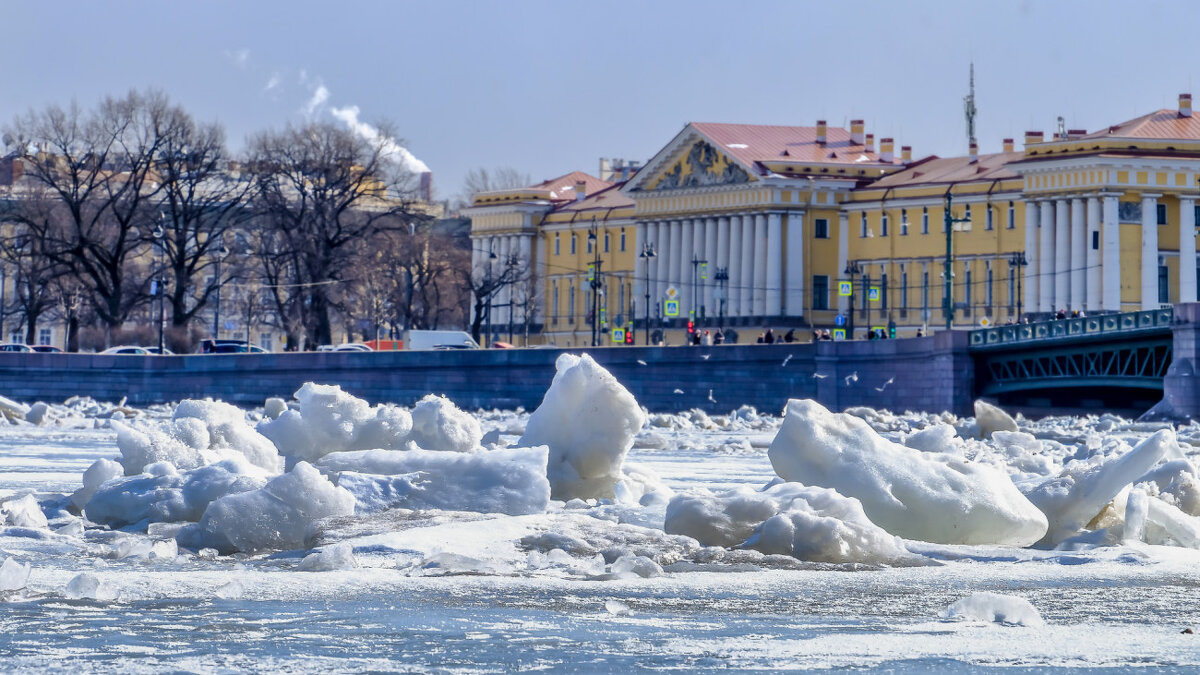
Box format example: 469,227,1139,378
0,343,33,352
100,345,150,355
31,345,64,353
198,339,267,354
143,346,175,355
334,343,373,352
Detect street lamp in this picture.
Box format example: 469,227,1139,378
639,241,657,345
943,190,972,331
843,261,862,339
714,267,729,330
213,243,230,339
1009,251,1027,322
588,220,604,347
690,254,708,325
153,222,166,354
485,249,498,347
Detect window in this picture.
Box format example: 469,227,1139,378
8,332,20,344
570,235,577,255
1008,266,1016,313
860,274,869,313
552,283,559,319
901,266,908,310
814,218,829,239
618,281,624,317
1160,264,1170,304
881,214,889,237
922,207,929,234
986,206,994,231
260,333,273,352
554,234,560,256
965,266,972,312
568,283,575,322
586,234,593,254
901,209,908,236
860,213,868,237
619,228,626,252
1195,204,1200,226
966,204,973,227
880,272,888,310
812,275,829,310
604,231,610,253
986,265,994,309
38,328,51,346
1007,202,1016,229
922,270,929,313
1158,203,1168,225
1092,231,1099,250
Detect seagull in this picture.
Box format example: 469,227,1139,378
673,388,685,394
875,376,895,392
707,389,717,403
781,354,792,367
811,372,828,379
844,371,858,386
701,354,711,360
637,359,647,366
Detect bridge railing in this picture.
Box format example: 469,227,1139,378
969,307,1174,348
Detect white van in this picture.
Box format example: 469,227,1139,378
403,330,480,351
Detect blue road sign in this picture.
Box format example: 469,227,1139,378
834,314,846,327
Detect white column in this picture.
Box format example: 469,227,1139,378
1023,201,1039,317
1182,196,1197,303
1054,198,1070,312
1039,200,1055,313
680,219,695,317
785,212,804,315
1142,194,1160,310
716,216,730,277
1070,197,1086,311
739,214,755,317
470,239,481,323
669,220,683,311
634,222,647,308
703,217,717,318
837,212,849,313
1086,196,1101,312
1102,194,1121,312
765,212,783,316
753,213,768,317
520,235,534,324
727,216,742,317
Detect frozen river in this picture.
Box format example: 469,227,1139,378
4,371,1200,671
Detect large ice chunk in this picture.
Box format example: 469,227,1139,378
0,494,48,529
177,461,354,554
518,353,647,500
664,483,921,565
85,457,268,528
973,400,1019,438
0,557,31,591
940,592,1044,627
319,445,551,516
257,383,414,463
114,399,282,475
1025,429,1176,546
70,459,124,511
768,399,1047,546
408,394,482,453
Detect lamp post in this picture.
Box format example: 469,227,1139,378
943,190,972,331
714,267,729,329
639,241,656,345
690,255,708,325
153,221,166,354
843,261,861,339
1009,251,1027,322
588,220,604,347
0,261,6,342
507,254,519,344
484,249,497,347
213,244,229,339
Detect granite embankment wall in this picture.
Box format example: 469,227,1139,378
0,331,974,415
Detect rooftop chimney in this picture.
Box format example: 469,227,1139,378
1067,129,1087,140
1182,93,1193,118
1002,138,1014,153
969,142,978,163
850,119,865,145
419,172,433,203
901,145,912,162
816,120,827,145
879,137,894,163
865,133,875,152
599,158,612,181
574,180,587,202
1024,130,1044,148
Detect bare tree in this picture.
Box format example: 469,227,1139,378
0,217,67,343
453,166,530,211
462,253,528,344
246,121,420,347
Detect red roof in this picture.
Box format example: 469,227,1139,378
690,122,901,171
869,150,1021,188
528,171,612,202
555,181,634,213
1083,108,1200,141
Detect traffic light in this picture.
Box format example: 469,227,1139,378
624,329,633,345
687,320,695,334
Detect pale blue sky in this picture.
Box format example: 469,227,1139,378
2,0,1197,200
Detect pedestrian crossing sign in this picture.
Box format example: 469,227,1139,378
832,328,846,341
664,299,680,317
868,287,880,302
838,281,852,296
612,328,625,343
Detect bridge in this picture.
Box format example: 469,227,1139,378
968,308,1175,400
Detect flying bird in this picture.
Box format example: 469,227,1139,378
637,359,648,366
875,376,895,392
673,388,685,394
707,389,717,403
811,372,828,379
782,354,792,367
844,371,858,386
700,354,711,360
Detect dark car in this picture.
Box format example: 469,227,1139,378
31,345,64,353
199,339,267,354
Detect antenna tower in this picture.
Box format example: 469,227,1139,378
963,63,977,150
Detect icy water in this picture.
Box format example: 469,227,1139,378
5,414,1200,671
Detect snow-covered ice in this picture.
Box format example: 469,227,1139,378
5,365,1200,669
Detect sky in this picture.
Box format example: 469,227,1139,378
3,1,1199,203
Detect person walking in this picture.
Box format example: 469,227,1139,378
763,328,775,344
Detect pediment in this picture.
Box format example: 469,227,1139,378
640,138,754,192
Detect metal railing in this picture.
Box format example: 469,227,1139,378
969,307,1174,349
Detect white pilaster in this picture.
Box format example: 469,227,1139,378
1039,200,1055,313
1070,197,1086,311
1182,196,1197,303
1102,195,1121,312
785,212,804,316
727,216,743,317
837,212,849,313
1085,196,1100,312
766,211,783,316
1054,199,1070,312
1023,201,1039,316
634,222,647,304
1142,194,1160,310
753,213,768,317
739,214,755,317
704,217,717,317
679,219,694,317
